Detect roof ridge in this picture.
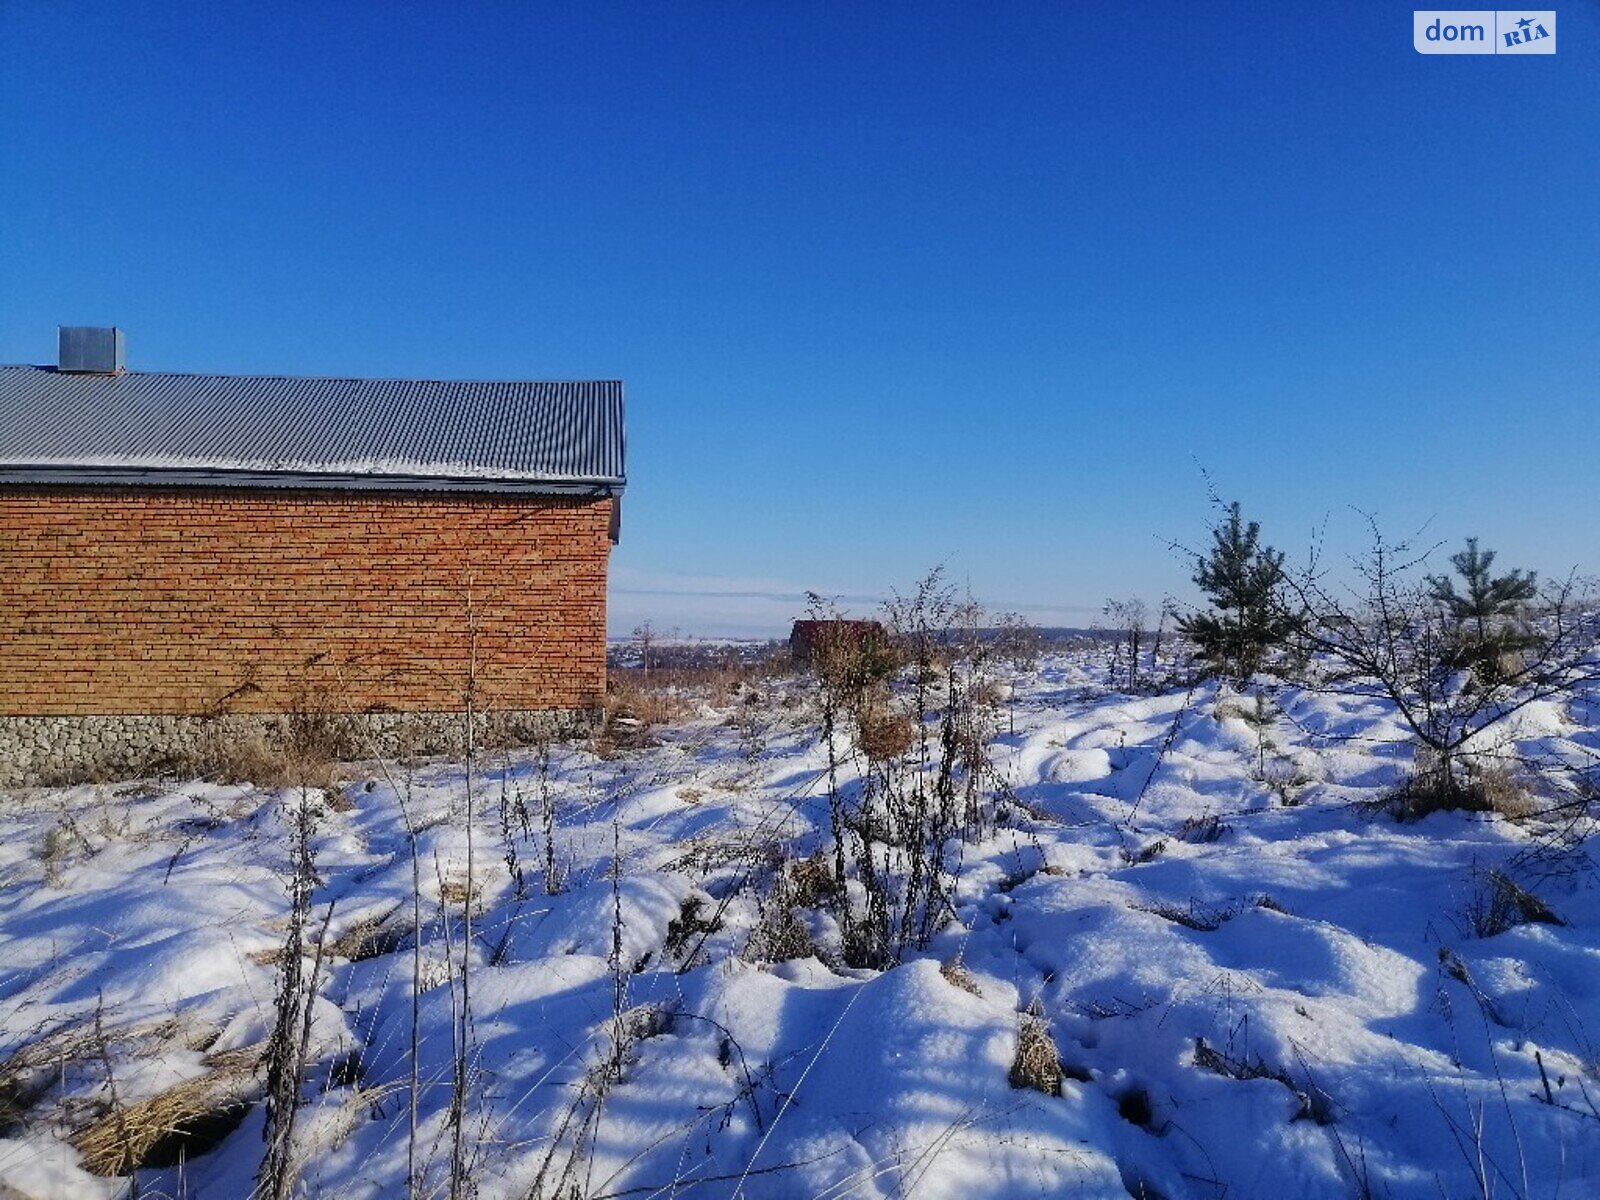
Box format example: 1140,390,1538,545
0,364,622,387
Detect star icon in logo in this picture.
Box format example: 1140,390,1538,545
1517,16,1533,29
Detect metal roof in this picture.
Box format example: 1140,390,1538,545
0,366,625,496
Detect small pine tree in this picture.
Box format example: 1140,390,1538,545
1425,538,1539,684
1180,502,1298,680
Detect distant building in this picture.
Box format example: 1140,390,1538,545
0,328,626,782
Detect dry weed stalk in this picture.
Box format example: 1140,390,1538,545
805,571,1032,967
257,783,333,1200
447,589,483,1200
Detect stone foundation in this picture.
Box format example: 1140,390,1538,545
0,709,592,788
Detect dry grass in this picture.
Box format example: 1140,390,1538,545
326,906,411,962
606,678,692,728
32,718,348,790
786,852,840,909
969,679,1009,708
1140,894,1287,932
663,835,782,876
940,956,982,996
1176,813,1227,844
1467,869,1566,938
591,675,693,756
1193,1035,1333,1124
198,731,342,790
744,892,816,964
71,1056,258,1176
1,1016,243,1173
1262,762,1315,806
1009,1014,1064,1096
1212,698,1257,724
0,1017,222,1135
601,646,794,748
1120,839,1167,865
856,710,916,763
438,876,487,913
1472,762,1541,819
995,794,1060,826
611,644,793,702
1385,756,1540,822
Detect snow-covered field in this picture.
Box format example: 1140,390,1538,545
3,649,1599,1199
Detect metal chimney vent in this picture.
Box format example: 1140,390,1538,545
58,327,125,374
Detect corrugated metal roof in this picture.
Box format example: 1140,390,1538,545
0,366,625,495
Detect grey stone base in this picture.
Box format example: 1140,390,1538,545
0,709,592,788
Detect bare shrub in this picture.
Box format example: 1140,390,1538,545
1101,597,1148,691
493,748,534,900
744,898,815,964
38,825,67,886
1293,519,1600,816
524,1000,675,1199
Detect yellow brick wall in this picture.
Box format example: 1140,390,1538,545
0,488,613,716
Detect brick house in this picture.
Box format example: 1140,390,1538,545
0,328,625,782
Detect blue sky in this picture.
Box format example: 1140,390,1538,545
3,3,1596,636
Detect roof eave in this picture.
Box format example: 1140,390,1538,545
0,465,626,498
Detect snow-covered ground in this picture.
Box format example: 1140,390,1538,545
3,649,1599,1199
